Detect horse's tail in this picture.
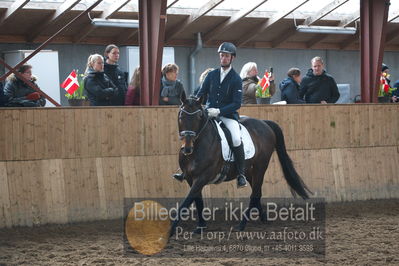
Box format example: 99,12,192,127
264,120,312,199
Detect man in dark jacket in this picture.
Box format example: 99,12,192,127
173,42,247,188
280,68,305,104
299,56,340,104
392,79,399,103
0,82,7,107
198,42,247,188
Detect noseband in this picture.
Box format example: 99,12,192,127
179,107,209,142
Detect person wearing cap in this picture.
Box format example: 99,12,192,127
173,42,247,188
381,63,391,85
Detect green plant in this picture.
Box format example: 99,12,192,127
255,71,272,98
378,72,396,97
65,71,87,100
255,82,271,98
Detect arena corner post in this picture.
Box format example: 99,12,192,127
139,0,167,106
360,0,390,103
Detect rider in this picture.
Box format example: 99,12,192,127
173,42,247,188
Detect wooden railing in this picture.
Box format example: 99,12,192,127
0,104,398,228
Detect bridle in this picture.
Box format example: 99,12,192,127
179,106,209,143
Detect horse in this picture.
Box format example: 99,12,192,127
170,92,312,235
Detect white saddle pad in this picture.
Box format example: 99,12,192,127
215,121,255,161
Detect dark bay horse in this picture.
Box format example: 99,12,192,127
171,93,311,235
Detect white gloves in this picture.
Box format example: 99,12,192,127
207,108,220,118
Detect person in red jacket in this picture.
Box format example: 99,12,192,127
125,67,140,105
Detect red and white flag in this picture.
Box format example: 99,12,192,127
61,70,79,95
259,71,270,93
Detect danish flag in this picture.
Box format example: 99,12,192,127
61,70,80,95
380,73,390,94
259,71,271,93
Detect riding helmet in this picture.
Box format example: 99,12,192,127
217,42,236,57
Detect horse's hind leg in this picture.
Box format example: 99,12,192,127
238,164,267,231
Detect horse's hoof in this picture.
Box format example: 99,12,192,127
193,226,206,234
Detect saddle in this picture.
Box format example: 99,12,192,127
209,118,256,184
212,119,255,161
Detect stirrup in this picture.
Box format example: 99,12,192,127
172,173,184,182
237,175,247,188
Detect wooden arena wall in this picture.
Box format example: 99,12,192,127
0,104,398,228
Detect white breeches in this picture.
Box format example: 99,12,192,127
220,116,242,147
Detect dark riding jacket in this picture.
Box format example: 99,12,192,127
196,68,242,120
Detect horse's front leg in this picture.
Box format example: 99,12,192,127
193,193,207,234
170,178,207,237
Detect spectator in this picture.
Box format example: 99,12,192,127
381,63,391,85
84,54,118,106
280,68,305,104
0,82,7,107
159,63,184,105
4,64,46,107
299,56,340,104
194,68,214,104
104,44,128,105
239,62,275,104
125,67,140,105
392,79,399,103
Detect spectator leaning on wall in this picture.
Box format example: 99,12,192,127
280,68,305,104
299,56,340,104
103,44,128,106
159,63,185,105
392,79,399,103
0,82,7,107
4,64,46,107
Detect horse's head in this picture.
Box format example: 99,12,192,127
178,91,206,156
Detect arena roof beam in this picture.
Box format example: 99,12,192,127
0,0,29,26
165,0,224,43
304,0,350,26
74,0,130,43
339,31,359,49
338,10,360,27
316,11,360,48
388,9,399,22
117,0,177,45
26,0,81,42
202,0,268,44
167,0,179,9
271,27,297,48
236,0,309,47
308,10,359,48
306,34,328,48
385,28,399,43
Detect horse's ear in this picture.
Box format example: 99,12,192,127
180,90,187,104
196,95,204,105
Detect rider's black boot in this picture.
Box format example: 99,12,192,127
172,173,185,182
232,143,247,188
